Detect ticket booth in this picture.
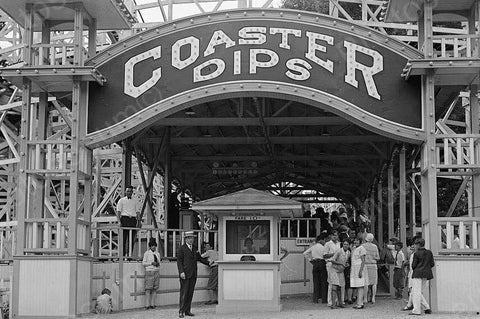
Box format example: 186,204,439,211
192,188,302,314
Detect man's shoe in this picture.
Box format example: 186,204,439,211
185,312,195,316
213,300,218,304
179,312,184,318
402,306,414,311
425,309,432,314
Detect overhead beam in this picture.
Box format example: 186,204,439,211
175,167,375,173
172,154,383,161
153,117,350,126
150,136,390,145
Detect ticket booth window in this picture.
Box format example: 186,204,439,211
225,220,271,255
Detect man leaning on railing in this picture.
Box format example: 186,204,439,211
117,186,140,257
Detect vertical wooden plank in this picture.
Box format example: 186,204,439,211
399,147,407,248
459,221,466,249
446,222,452,249
472,221,478,249
377,181,383,245
388,165,394,241
456,139,462,165
88,18,97,58
32,222,38,249
164,128,171,229
443,138,449,165
470,86,480,217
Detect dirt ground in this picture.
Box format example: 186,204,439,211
84,295,479,319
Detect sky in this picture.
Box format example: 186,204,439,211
134,0,283,22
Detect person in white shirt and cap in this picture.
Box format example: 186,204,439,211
117,186,140,256
142,238,161,310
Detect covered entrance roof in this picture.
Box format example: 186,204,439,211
81,9,425,204
132,96,398,203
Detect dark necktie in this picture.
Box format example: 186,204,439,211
153,253,159,264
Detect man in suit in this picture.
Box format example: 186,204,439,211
410,237,434,316
177,231,201,318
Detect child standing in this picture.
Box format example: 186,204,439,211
95,288,112,314
393,242,405,299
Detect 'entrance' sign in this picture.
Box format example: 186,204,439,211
87,10,422,136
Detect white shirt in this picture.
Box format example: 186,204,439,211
117,196,139,217
303,243,326,260
324,240,341,255
142,249,160,272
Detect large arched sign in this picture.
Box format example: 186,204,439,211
85,9,424,147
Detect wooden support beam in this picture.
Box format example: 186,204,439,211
163,127,171,229
153,116,349,126
155,135,390,145
470,85,480,217
377,181,383,245
388,164,394,241
172,154,382,161
421,2,439,309
179,166,374,174
399,147,407,248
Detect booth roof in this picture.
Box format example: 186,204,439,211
191,188,303,217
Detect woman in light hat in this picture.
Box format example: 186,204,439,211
362,233,380,303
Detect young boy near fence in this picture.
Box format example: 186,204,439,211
393,242,405,299
95,288,112,314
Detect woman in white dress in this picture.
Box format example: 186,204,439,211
350,237,368,309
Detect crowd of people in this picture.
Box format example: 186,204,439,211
302,209,435,316
97,188,435,317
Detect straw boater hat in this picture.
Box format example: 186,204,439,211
184,231,196,238
365,233,374,242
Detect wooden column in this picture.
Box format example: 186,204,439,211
470,86,480,217
122,139,132,192
88,18,97,58
388,164,394,240
370,190,375,235
420,0,439,310
410,182,416,237
399,147,407,246
387,164,395,296
32,20,50,218
164,127,171,229
377,181,383,245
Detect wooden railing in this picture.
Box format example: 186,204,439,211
433,35,480,58
0,227,15,261
280,218,320,238
438,217,480,255
435,135,480,171
31,43,88,66
24,218,68,254
92,225,218,260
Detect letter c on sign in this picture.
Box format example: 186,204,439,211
124,46,162,98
